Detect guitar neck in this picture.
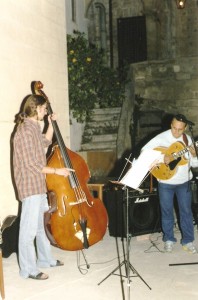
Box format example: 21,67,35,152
173,146,190,159
173,141,198,159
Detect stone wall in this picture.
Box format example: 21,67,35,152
114,0,198,157
110,0,198,65
73,0,198,165
130,56,198,146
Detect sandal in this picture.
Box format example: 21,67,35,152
29,272,49,280
50,260,64,267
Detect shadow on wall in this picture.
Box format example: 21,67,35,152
108,113,174,179
132,113,174,158
107,149,132,179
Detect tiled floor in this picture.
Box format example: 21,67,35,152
2,224,198,300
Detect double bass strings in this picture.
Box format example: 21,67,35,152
67,168,75,172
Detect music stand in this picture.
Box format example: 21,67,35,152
97,151,161,298
98,185,151,299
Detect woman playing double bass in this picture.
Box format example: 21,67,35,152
32,81,108,252
13,94,70,280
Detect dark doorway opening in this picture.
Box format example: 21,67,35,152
117,16,147,68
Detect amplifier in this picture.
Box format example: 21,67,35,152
103,189,161,237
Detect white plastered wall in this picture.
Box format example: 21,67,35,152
0,0,70,221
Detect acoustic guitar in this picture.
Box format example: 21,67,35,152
151,141,198,180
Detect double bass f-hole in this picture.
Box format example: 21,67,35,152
31,81,108,251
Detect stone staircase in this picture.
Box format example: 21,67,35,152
81,107,121,151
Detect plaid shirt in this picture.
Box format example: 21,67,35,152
13,118,51,201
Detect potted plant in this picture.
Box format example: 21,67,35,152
67,31,126,123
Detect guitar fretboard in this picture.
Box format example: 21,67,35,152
172,141,198,159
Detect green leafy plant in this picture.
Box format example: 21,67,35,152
67,31,126,122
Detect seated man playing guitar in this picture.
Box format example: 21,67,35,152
142,114,198,253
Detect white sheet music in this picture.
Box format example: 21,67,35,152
120,149,162,190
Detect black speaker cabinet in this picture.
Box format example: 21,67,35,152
103,189,161,237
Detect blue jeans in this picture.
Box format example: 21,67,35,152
158,181,194,245
18,194,56,278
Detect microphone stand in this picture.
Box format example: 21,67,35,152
189,124,198,159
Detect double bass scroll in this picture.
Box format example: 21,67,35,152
32,81,108,251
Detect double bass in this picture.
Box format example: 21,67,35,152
32,81,108,251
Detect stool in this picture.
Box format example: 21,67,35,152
88,184,104,201
0,248,5,300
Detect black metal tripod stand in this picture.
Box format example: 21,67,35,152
98,187,151,299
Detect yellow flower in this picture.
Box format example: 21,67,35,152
86,57,92,62
72,58,77,63
70,50,74,54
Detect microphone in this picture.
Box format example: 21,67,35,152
175,114,195,126
186,119,195,126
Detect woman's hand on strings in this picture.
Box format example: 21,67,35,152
55,168,72,177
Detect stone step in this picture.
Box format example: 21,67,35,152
81,140,116,151
89,113,120,122
91,133,117,143
81,107,121,152
84,125,118,136
92,107,121,115
85,119,119,129
82,133,117,144
89,107,121,122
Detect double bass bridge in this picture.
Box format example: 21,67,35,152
75,228,90,243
